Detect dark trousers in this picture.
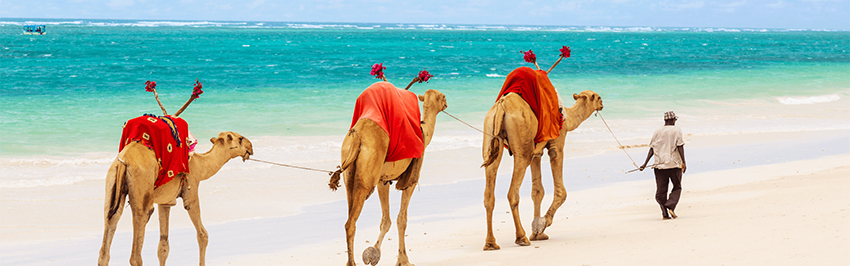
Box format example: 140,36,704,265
654,168,682,216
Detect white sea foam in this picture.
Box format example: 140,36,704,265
0,155,113,188
0,175,104,188
0,156,114,167
427,135,481,152
776,94,841,105
486,74,505,78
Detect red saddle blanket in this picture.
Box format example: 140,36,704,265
350,82,424,162
120,115,190,188
497,67,564,143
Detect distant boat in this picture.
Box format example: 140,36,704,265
23,25,46,35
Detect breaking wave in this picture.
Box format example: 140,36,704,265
776,94,841,105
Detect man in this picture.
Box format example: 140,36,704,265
640,111,686,220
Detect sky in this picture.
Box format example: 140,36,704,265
1,0,848,30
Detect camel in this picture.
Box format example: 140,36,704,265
481,89,603,250
98,80,253,266
328,86,447,266
97,131,253,266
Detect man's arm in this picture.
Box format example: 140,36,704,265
639,148,653,171
677,145,686,173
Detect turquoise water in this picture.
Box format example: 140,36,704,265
1,19,849,157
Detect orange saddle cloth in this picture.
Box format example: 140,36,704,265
120,115,190,188
497,67,564,143
350,82,424,162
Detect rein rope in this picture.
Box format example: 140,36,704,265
596,111,639,168
445,109,641,171
248,158,337,175
441,110,501,139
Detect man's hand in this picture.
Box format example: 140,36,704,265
682,163,687,174
639,164,647,171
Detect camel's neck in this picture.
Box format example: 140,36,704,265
188,144,232,182
562,100,595,132
420,108,440,148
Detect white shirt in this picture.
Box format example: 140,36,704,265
649,125,685,169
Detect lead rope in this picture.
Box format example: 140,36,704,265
248,158,337,175
596,111,639,168
441,110,496,138
445,108,639,169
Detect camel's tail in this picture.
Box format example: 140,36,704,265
482,99,507,167
107,158,128,219
330,129,361,191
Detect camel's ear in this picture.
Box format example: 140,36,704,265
418,94,425,102
574,93,587,100
210,137,217,144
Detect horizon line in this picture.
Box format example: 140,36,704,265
2,17,848,32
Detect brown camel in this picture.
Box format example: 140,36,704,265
97,131,253,266
329,88,447,266
481,89,603,250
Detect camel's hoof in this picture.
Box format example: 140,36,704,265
531,216,547,235
530,232,549,241
396,262,415,266
515,236,531,246
362,246,380,266
483,242,501,251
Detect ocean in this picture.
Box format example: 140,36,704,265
1,19,849,189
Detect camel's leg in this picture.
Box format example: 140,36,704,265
530,156,544,218
529,155,548,241
98,161,127,266
395,185,416,266
344,183,372,266
483,144,504,251
363,182,392,266
542,143,568,230
183,184,208,266
157,203,175,266
127,184,155,266
508,154,532,247
345,157,382,266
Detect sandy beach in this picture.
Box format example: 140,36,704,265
1,128,848,265
3,11,849,266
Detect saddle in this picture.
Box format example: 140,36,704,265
120,114,190,188
350,82,424,162
497,67,564,144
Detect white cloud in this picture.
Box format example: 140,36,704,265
656,0,705,11
216,3,233,10
556,1,583,11
315,0,346,10
716,0,746,12
721,1,747,8
529,4,555,17
108,0,135,9
766,0,786,8
675,1,705,10
247,0,266,9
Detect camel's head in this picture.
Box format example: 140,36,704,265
573,90,603,111
418,89,448,113
210,131,254,162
